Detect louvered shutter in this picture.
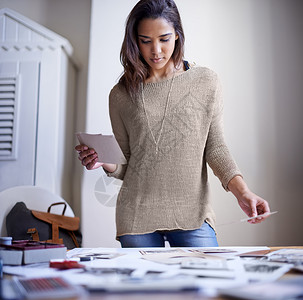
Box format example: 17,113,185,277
0,76,19,160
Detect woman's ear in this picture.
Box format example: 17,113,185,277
175,34,179,41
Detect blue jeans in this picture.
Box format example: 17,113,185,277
119,222,218,248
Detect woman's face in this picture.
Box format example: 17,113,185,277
137,17,178,72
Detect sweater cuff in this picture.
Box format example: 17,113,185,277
103,164,123,177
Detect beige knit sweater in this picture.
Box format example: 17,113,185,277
107,65,242,238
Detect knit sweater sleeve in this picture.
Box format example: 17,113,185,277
104,85,129,180
205,74,242,191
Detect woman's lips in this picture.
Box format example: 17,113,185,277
151,58,163,63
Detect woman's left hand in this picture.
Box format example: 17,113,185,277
228,176,271,224
236,190,270,224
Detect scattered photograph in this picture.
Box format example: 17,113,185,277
181,257,229,270
141,251,222,265
84,267,135,276
139,248,186,255
242,261,292,282
266,249,303,265
190,248,237,254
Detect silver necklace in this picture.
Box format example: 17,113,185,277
141,72,176,154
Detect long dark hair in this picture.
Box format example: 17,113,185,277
120,0,185,98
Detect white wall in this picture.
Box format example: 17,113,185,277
84,0,303,247
0,0,91,218
82,0,138,248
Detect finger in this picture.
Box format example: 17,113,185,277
86,158,99,170
78,148,97,161
249,204,258,218
75,144,88,152
248,216,265,224
255,201,271,221
82,153,98,167
253,218,264,224
249,206,262,224
259,202,271,216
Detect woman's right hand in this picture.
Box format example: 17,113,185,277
75,144,103,170
75,144,118,172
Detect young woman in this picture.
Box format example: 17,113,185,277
76,0,271,247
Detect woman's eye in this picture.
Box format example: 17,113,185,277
161,39,170,42
141,40,150,44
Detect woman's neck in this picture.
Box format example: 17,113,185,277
145,60,184,83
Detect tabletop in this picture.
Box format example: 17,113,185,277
2,246,303,300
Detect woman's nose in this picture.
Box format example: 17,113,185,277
151,42,161,55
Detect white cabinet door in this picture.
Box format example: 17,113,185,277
0,61,40,191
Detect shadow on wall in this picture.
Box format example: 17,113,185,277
253,0,303,246
270,0,303,246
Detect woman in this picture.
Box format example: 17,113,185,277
76,0,270,247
